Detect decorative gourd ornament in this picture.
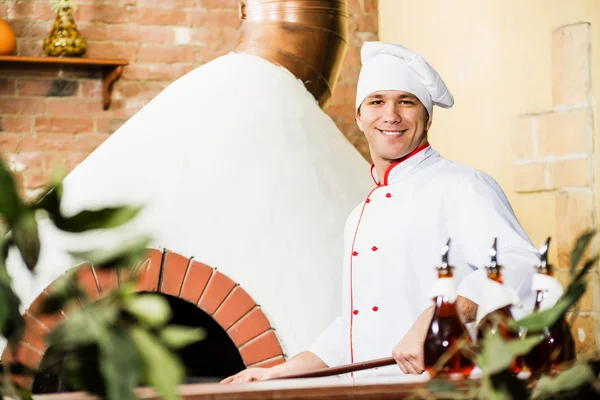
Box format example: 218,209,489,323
43,0,87,57
0,18,16,55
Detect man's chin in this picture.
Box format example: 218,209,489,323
380,150,411,162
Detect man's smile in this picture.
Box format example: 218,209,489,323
377,128,407,137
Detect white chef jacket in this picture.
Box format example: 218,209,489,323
308,144,539,376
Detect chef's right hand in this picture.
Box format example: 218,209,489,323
220,367,280,384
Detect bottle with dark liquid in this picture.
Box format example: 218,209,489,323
524,237,576,376
476,239,524,374
424,240,475,376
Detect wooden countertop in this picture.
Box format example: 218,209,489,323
35,374,477,400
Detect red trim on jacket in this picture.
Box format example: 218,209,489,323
370,142,430,186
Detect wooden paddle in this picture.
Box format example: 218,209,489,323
275,356,397,379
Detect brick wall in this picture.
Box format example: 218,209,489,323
0,0,376,198
510,23,598,354
2,248,288,386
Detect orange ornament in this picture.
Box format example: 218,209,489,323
0,18,16,55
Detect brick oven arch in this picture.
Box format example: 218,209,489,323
1,248,285,388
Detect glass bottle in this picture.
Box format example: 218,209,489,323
476,239,524,374
524,237,576,376
43,4,87,58
424,240,475,376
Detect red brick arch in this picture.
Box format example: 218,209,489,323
1,248,285,387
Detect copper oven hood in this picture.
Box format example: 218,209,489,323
235,0,348,108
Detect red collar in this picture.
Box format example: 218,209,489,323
370,142,430,186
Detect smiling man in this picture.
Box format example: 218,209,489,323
222,42,539,382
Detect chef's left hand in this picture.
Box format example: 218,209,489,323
391,306,434,374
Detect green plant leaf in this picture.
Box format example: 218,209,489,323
0,158,24,225
427,378,458,394
513,281,588,333
0,383,35,400
488,370,529,400
131,327,183,400
570,230,596,275
47,303,119,349
51,206,143,233
69,236,151,270
34,186,60,217
0,235,14,286
0,362,37,376
0,282,24,348
512,255,598,333
32,168,66,213
160,326,205,350
98,327,140,400
35,177,143,233
62,346,107,395
40,269,84,314
480,376,512,400
49,167,68,188
532,363,595,399
571,256,599,284
477,330,543,375
124,294,171,329
12,210,40,271
0,235,22,346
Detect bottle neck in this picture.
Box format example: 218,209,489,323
432,270,456,306
487,271,503,284
536,264,554,277
533,290,544,312
434,294,457,309
486,264,504,283
532,264,554,312
437,265,454,279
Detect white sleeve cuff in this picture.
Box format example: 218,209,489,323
306,316,348,368
456,269,486,306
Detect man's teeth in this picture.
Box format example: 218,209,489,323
381,130,402,136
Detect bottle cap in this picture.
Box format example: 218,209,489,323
436,238,454,276
485,238,503,273
536,237,553,275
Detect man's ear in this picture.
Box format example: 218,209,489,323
356,107,364,132
425,114,432,132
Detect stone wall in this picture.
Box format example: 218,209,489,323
511,23,597,354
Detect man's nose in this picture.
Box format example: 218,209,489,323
382,103,401,124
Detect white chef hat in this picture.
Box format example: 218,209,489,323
355,41,454,116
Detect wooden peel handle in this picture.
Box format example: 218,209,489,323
275,357,397,379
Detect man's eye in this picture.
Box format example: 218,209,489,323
369,100,383,105
400,100,414,105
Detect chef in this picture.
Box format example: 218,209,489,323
222,41,539,382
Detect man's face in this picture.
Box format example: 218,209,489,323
356,90,432,164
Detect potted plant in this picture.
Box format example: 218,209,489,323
0,160,204,400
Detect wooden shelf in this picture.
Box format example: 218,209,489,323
0,55,129,110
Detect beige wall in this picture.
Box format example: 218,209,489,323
379,0,600,352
